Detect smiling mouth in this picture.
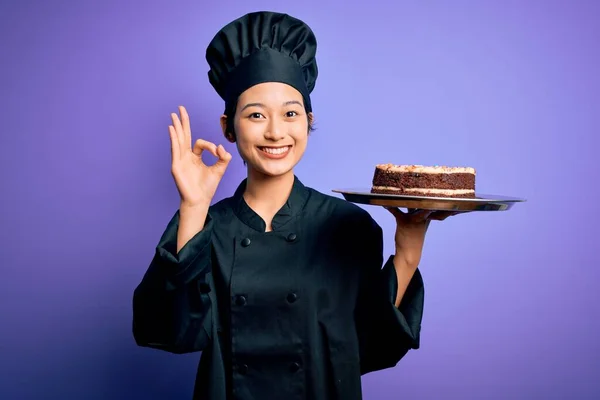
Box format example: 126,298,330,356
258,146,291,155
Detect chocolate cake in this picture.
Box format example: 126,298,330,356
371,164,476,198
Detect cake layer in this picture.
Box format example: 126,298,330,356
372,166,475,190
371,186,475,198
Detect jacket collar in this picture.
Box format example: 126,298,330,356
232,175,310,232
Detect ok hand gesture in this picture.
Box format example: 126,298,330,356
169,106,232,207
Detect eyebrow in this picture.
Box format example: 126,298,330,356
240,100,303,112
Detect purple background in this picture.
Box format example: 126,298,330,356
1,0,598,399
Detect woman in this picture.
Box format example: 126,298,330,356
133,11,455,400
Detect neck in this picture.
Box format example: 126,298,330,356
243,168,295,228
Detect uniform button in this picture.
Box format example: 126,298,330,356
286,233,297,242
289,362,301,373
234,295,247,306
241,238,251,247
287,292,298,303
238,364,248,375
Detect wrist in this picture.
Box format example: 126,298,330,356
180,199,211,212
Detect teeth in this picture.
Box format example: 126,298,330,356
261,146,289,155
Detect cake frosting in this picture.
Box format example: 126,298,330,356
375,163,476,174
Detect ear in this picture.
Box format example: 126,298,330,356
220,114,236,143
307,112,315,133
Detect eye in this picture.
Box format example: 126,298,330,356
286,111,298,118
249,112,264,119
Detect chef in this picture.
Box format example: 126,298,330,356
133,10,455,400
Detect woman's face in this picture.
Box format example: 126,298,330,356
222,82,312,179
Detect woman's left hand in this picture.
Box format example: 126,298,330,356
385,208,460,269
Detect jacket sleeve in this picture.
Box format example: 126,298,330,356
132,210,215,354
354,214,425,375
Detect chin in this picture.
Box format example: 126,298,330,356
255,163,296,177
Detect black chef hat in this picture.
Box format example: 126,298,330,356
205,11,318,115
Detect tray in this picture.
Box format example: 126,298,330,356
332,188,526,212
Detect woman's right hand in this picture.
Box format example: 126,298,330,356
169,105,232,208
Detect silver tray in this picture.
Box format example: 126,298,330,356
332,188,526,212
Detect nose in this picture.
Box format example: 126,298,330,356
264,117,285,141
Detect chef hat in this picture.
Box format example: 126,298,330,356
205,11,318,114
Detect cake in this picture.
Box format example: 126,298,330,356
371,164,476,198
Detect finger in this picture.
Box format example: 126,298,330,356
192,139,218,158
171,112,185,153
168,125,180,161
384,206,405,219
216,144,232,163
214,145,232,174
429,211,460,221
408,209,434,223
179,106,192,148
172,112,185,138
